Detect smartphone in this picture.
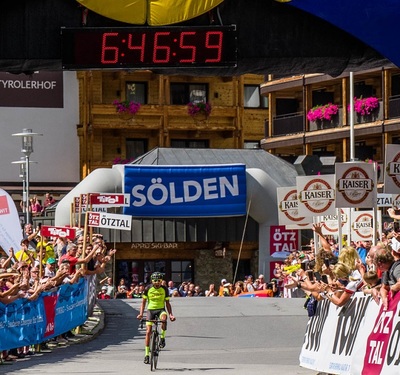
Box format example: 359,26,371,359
324,258,330,268
314,272,322,282
307,270,314,282
38,222,42,229
301,262,307,271
321,275,329,284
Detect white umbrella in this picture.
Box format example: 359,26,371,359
271,251,291,259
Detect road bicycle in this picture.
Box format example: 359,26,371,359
140,318,165,371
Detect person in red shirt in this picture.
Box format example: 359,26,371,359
58,243,97,274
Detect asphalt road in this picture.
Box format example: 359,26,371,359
4,297,321,375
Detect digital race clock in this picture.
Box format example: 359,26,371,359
61,26,237,70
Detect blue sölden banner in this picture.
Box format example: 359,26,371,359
123,164,247,217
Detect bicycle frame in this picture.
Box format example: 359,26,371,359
141,319,164,371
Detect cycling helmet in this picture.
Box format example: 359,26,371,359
150,272,163,281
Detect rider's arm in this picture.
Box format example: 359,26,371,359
165,300,175,321
137,297,147,319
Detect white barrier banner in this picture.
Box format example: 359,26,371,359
0,188,22,255
300,292,400,375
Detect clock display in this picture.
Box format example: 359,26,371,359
61,26,237,69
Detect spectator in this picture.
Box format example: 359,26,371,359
193,285,204,296
205,283,218,297
15,239,36,265
233,281,245,296
30,196,42,217
59,243,97,274
42,192,56,212
376,243,400,311
244,275,256,292
98,286,111,300
22,223,40,251
167,280,178,296
105,277,115,298
44,258,57,278
257,274,267,290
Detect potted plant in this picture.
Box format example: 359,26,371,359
349,96,379,116
307,103,339,122
187,101,212,118
113,99,141,115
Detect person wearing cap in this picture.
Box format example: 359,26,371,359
218,278,228,296
376,242,400,311
97,285,111,300
44,258,57,278
137,272,175,365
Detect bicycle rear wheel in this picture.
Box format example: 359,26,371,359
150,330,159,371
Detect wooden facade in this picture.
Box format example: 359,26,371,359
77,71,267,179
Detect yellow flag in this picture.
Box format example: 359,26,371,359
76,0,224,25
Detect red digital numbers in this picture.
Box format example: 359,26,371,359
205,31,223,63
101,32,119,64
179,31,196,63
98,28,229,66
153,32,171,63
128,33,146,62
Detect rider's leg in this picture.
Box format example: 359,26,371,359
145,324,151,356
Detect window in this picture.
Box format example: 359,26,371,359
126,82,147,104
171,261,193,284
171,139,209,148
170,83,208,104
244,85,268,108
126,139,147,160
243,141,260,149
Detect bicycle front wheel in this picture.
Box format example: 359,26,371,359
150,331,159,371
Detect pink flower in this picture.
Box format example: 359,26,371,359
187,102,212,117
348,97,379,116
307,103,339,122
113,99,141,115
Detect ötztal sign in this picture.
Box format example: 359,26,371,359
384,144,400,194
297,175,336,217
87,212,132,231
277,186,310,226
41,226,76,239
336,162,376,208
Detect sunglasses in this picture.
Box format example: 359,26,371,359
152,279,162,283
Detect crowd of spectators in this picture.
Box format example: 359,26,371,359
0,225,116,363
282,216,400,316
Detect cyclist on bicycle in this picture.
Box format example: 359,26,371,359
137,272,176,364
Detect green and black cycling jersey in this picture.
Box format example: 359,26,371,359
143,284,170,310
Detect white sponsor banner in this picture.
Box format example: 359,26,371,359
377,193,394,207
0,188,23,255
285,223,314,230
301,293,400,375
335,162,376,208
384,144,400,194
319,208,350,236
89,193,130,207
297,175,336,217
87,211,132,231
277,186,311,226
350,210,380,242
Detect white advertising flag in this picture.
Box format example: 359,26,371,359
351,210,380,242
87,211,132,231
319,208,351,236
297,175,336,217
384,144,400,194
0,188,23,255
277,186,311,226
335,162,376,208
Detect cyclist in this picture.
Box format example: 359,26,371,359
137,272,176,364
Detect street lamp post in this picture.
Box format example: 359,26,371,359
12,128,42,225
